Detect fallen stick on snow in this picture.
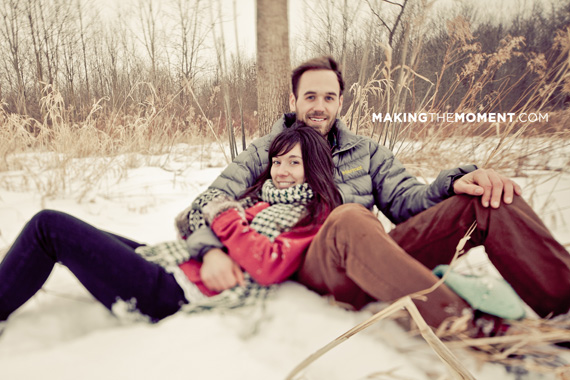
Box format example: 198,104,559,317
285,222,478,380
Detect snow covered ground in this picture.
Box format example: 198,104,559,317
0,142,569,380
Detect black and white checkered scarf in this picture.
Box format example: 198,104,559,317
138,180,313,268
249,179,313,241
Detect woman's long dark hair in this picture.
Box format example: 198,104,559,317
240,122,341,227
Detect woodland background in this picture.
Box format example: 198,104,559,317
1,0,569,183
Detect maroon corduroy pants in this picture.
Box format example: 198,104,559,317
296,195,570,327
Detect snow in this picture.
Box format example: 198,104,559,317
0,142,569,380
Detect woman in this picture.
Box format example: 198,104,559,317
0,124,340,329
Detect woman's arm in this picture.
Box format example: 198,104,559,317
210,208,319,286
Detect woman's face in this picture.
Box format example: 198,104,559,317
271,143,305,189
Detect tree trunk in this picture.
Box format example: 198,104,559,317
256,0,290,136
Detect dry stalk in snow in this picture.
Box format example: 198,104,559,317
285,222,478,380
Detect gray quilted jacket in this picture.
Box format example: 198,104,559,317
180,113,476,259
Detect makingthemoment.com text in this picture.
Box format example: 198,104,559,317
372,112,549,123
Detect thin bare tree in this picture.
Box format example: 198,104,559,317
24,0,44,102
76,0,92,106
232,0,246,151
366,0,408,48
172,0,208,88
0,0,27,114
137,0,161,82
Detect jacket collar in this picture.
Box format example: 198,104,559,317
331,119,361,155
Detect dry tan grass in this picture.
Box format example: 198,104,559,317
434,318,570,378
0,83,222,201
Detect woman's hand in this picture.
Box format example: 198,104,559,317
200,248,245,292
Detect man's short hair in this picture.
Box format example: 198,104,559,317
291,56,345,98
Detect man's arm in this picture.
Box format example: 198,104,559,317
177,135,271,259
175,135,272,291
175,188,228,258
370,142,521,223
369,141,477,224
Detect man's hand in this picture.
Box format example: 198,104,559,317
453,168,522,208
200,248,245,292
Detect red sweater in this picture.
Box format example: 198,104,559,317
178,202,320,296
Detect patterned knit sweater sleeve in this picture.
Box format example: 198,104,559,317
210,203,320,286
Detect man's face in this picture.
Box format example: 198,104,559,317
289,69,343,136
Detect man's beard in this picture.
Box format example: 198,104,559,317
299,111,336,135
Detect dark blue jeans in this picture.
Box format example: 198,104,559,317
0,210,187,322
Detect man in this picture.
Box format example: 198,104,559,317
178,56,570,329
